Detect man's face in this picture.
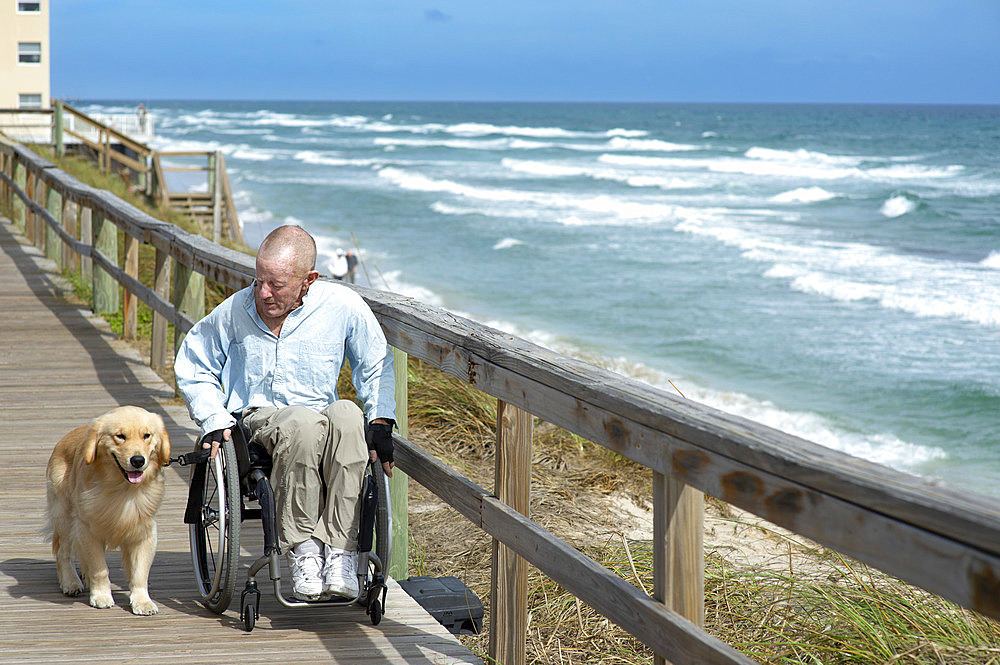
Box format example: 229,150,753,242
254,255,311,324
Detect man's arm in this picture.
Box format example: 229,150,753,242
174,310,237,445
343,298,397,476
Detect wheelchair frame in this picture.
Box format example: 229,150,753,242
181,419,391,632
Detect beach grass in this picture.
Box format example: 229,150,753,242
405,359,1000,665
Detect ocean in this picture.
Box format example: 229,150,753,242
83,100,1000,499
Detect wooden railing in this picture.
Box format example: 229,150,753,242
1,103,242,246
2,137,999,665
56,101,155,189
152,151,243,245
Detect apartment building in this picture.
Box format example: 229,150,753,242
1,1,50,109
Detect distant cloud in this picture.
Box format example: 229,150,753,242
424,9,452,22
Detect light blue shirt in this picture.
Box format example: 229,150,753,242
175,279,396,437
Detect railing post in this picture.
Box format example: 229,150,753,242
92,212,119,315
0,150,8,210
12,160,26,233
32,174,45,251
122,232,139,340
54,100,64,157
211,151,222,244
653,473,705,665
23,169,34,244
45,184,62,267
150,248,172,370
173,260,204,356
62,199,78,273
79,205,93,282
389,347,409,581
490,400,532,665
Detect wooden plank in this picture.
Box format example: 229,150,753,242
150,247,171,369
92,211,117,314
654,473,704,665
123,231,139,339
489,402,532,665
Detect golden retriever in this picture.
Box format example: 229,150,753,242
45,406,170,615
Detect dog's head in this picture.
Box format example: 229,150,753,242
84,406,171,485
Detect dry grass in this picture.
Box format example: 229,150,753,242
404,359,1000,665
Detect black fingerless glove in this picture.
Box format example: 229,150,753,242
201,429,227,447
366,422,395,465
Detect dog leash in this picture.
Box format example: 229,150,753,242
164,449,212,468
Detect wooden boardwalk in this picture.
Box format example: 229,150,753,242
0,217,482,665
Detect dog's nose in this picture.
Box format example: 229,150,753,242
129,455,146,469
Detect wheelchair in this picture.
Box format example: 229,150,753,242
177,416,391,632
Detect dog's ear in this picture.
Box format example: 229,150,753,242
156,415,171,465
83,418,104,465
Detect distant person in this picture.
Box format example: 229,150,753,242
137,104,148,133
345,250,359,284
330,248,349,281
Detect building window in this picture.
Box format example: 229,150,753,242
17,2,42,12
18,94,43,109
18,42,42,65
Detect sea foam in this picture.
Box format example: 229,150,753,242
771,187,837,204
493,238,525,250
879,195,918,218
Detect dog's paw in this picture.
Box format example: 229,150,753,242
89,591,115,609
130,594,158,616
60,579,84,597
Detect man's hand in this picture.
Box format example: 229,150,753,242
201,428,232,461
366,420,394,478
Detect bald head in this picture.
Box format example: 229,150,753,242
258,225,317,277
254,225,320,333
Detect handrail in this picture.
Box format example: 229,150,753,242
154,150,243,245
2,136,998,664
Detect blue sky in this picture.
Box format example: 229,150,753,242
53,1,1000,104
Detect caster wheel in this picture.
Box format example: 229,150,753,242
242,603,257,632
369,598,383,625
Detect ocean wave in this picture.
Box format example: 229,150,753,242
374,136,556,151
981,252,1000,269
879,194,918,218
294,150,386,167
866,164,964,179
380,167,684,225
493,238,525,250
770,187,838,204
442,121,587,138
607,128,648,138
430,201,545,219
502,158,702,190
606,136,700,152
677,214,1000,328
745,146,863,166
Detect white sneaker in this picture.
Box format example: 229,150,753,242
288,539,324,601
322,546,359,599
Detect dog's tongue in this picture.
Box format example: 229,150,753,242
127,470,144,484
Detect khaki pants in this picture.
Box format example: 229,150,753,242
241,401,368,552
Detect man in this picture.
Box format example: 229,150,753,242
175,225,396,601
345,249,359,284
330,248,349,280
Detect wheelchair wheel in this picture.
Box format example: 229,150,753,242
189,437,241,614
373,461,391,574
